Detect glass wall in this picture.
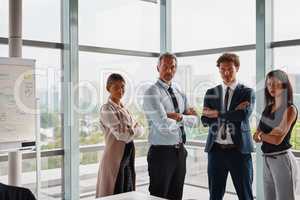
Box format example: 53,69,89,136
272,0,300,150
78,53,158,196
273,0,300,41
172,0,255,51
0,0,8,37
0,0,61,42
79,0,160,51
273,47,300,149
78,52,157,144
0,46,62,199
1,0,300,199
172,1,257,198
177,50,256,141
78,0,160,197
0,45,8,57
23,0,61,42
0,1,62,199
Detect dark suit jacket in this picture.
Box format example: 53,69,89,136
0,183,36,200
201,83,255,154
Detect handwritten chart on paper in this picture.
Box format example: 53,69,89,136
0,57,36,143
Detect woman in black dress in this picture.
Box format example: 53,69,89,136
253,69,299,200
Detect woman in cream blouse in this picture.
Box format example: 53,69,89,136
96,73,143,197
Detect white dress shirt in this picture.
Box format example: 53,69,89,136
143,79,199,145
215,80,238,145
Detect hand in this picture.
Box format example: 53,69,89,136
126,124,135,135
185,107,197,116
133,122,139,129
235,101,250,110
121,124,131,134
167,112,182,122
253,131,262,143
202,107,219,118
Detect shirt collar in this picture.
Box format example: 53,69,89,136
108,98,123,109
157,79,173,90
222,80,238,91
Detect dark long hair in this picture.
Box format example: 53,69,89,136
264,69,293,108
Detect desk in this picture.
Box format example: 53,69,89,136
97,191,166,200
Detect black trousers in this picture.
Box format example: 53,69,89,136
147,144,187,200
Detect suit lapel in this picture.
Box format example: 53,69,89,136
229,83,241,111
215,85,223,111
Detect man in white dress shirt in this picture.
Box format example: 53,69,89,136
143,53,199,200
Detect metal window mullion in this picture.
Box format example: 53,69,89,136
174,44,256,57
61,0,80,199
256,0,273,200
160,0,171,53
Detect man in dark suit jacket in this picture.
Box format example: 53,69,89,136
201,53,255,200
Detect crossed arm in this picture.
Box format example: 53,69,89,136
143,87,199,133
166,92,199,126
167,107,198,121
201,89,255,127
253,105,297,145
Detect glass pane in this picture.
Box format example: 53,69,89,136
79,52,158,146
0,47,62,198
23,47,62,150
23,0,61,42
0,154,63,199
0,0,8,37
184,146,257,199
172,0,255,51
0,0,60,41
79,143,149,199
0,47,62,149
79,0,160,51
274,0,300,41
273,46,300,150
40,155,63,199
178,50,256,140
0,45,8,57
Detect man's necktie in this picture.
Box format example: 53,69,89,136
167,87,186,144
221,87,230,140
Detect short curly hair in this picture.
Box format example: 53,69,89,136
216,53,240,68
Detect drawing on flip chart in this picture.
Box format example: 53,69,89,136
0,57,36,144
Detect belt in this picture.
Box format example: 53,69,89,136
151,143,183,149
214,143,237,150
263,151,288,159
